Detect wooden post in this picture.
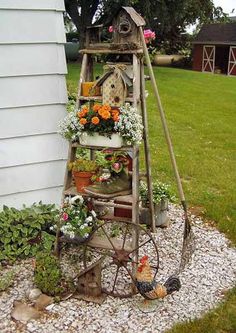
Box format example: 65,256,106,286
140,59,156,232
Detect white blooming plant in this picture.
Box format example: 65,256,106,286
59,195,97,240
59,103,143,145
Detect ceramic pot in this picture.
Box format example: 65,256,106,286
73,171,94,193
80,132,123,148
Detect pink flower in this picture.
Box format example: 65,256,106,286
144,29,156,44
112,162,121,171
62,212,69,221
109,26,113,33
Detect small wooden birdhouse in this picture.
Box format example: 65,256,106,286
112,7,145,47
85,24,103,48
95,64,132,107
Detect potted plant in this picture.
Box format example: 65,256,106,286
58,195,97,242
68,158,98,193
139,181,175,227
59,103,143,147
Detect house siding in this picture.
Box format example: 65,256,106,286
0,0,68,209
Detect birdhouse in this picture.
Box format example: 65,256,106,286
85,24,103,48
95,64,132,107
112,7,146,47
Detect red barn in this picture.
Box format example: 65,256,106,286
193,23,236,76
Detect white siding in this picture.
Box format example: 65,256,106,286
0,44,67,77
0,2,68,209
0,187,64,209
0,135,68,168
0,0,65,11
0,10,65,44
0,75,67,109
0,105,66,139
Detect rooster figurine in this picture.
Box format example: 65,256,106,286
135,255,181,300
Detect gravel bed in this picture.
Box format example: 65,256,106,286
0,204,235,333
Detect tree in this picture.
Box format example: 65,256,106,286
65,0,228,52
64,0,100,48
134,0,228,53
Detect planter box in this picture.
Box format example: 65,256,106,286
140,199,170,227
80,133,123,148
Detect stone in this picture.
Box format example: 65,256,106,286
27,288,42,301
11,301,41,323
34,294,54,311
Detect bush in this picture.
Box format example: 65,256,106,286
66,32,79,42
34,252,76,297
0,203,58,262
34,252,63,296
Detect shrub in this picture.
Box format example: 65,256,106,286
34,252,76,296
0,203,58,262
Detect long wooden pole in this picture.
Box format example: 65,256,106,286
139,28,192,269
139,27,185,204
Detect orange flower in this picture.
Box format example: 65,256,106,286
80,118,87,125
113,114,119,122
102,104,111,112
101,110,111,120
92,116,100,125
93,104,101,112
82,106,88,113
111,109,119,117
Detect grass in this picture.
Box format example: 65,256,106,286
66,63,236,332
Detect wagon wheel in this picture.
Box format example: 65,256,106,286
83,220,159,298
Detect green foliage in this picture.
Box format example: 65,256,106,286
68,158,98,172
66,32,79,42
167,287,236,333
140,181,175,205
0,268,15,292
34,252,63,296
0,203,58,262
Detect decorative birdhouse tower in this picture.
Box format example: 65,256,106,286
95,64,132,107
112,7,145,47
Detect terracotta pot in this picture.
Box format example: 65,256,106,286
73,171,94,193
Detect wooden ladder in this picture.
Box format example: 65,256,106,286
55,47,155,255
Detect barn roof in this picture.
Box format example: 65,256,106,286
121,7,146,26
193,23,236,45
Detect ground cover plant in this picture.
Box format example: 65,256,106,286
0,203,58,262
67,63,236,332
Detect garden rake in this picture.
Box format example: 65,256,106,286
140,27,194,273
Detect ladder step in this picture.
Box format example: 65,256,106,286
78,95,137,103
71,143,134,151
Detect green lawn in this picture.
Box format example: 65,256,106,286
66,63,236,333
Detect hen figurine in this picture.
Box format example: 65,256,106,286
135,255,181,300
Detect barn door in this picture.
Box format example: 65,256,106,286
202,45,215,73
228,47,236,76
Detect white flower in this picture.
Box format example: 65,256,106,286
91,210,96,218
85,216,93,223
71,195,83,204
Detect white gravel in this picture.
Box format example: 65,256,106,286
0,204,235,333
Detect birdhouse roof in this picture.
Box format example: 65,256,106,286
120,7,146,27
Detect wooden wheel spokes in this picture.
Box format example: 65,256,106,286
83,220,159,298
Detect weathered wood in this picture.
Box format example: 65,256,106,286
121,7,146,26
78,95,136,103
80,48,143,54
139,27,186,203
132,54,141,110
77,259,102,297
88,235,133,252
71,143,133,151
140,59,156,233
